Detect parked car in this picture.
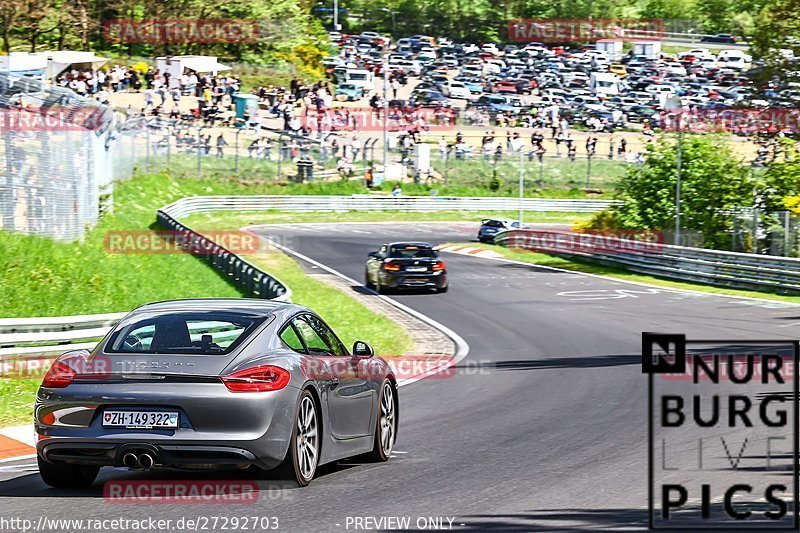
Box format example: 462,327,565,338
334,83,365,101
365,242,448,293
35,299,398,488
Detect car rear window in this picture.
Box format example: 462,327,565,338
106,312,265,355
389,245,437,258
482,220,506,228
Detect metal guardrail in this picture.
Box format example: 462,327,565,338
159,195,619,219
156,209,292,302
495,229,800,294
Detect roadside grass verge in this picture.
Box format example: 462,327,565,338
147,154,615,198
0,378,41,428
447,242,800,305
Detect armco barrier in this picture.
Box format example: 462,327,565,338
157,195,619,218
495,228,800,294
155,209,292,301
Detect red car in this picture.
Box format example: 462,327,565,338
493,81,518,94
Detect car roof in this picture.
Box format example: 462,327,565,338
130,298,301,318
387,241,434,248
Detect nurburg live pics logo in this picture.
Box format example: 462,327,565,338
643,332,800,530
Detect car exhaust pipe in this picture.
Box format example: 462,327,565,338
122,452,139,468
138,452,155,469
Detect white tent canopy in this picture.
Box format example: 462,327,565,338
177,56,230,73
45,51,109,79
155,55,231,88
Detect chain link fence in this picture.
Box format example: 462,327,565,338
0,72,117,241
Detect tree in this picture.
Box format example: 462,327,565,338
611,136,753,247
751,0,800,87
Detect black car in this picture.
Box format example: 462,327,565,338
365,242,448,293
409,90,451,108
701,33,738,44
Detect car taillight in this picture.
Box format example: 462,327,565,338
41,359,77,388
432,261,446,271
383,261,402,271
221,365,291,392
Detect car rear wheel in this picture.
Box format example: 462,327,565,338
276,391,319,487
367,380,397,461
375,277,389,294
38,455,99,489
437,284,449,293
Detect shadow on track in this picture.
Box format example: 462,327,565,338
454,354,641,372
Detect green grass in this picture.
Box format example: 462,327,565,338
0,378,42,428
453,242,800,305
183,209,595,228
143,153,619,197
438,157,626,194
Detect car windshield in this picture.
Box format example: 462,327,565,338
388,245,437,258
106,312,264,355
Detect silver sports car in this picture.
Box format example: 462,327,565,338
35,299,398,488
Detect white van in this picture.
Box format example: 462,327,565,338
344,68,375,91
589,72,623,96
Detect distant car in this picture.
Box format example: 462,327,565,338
365,242,448,293
701,33,738,44
609,64,628,77
492,80,518,94
443,82,472,99
334,83,364,101
478,219,520,243
34,299,398,489
409,89,451,108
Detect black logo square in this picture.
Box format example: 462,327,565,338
642,333,686,374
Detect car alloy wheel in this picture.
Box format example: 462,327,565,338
296,395,319,482
379,381,396,456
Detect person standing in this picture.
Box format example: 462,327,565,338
365,166,374,189
215,134,228,158
144,87,155,112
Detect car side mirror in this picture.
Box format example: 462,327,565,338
353,341,374,357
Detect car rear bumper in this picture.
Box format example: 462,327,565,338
34,381,299,469
37,439,272,468
36,429,292,469
380,271,447,290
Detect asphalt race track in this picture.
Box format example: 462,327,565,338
1,221,799,532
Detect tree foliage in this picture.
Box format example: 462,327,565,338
751,0,800,86
610,136,754,247
1,0,329,78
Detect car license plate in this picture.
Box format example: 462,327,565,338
406,266,427,272
102,410,178,428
